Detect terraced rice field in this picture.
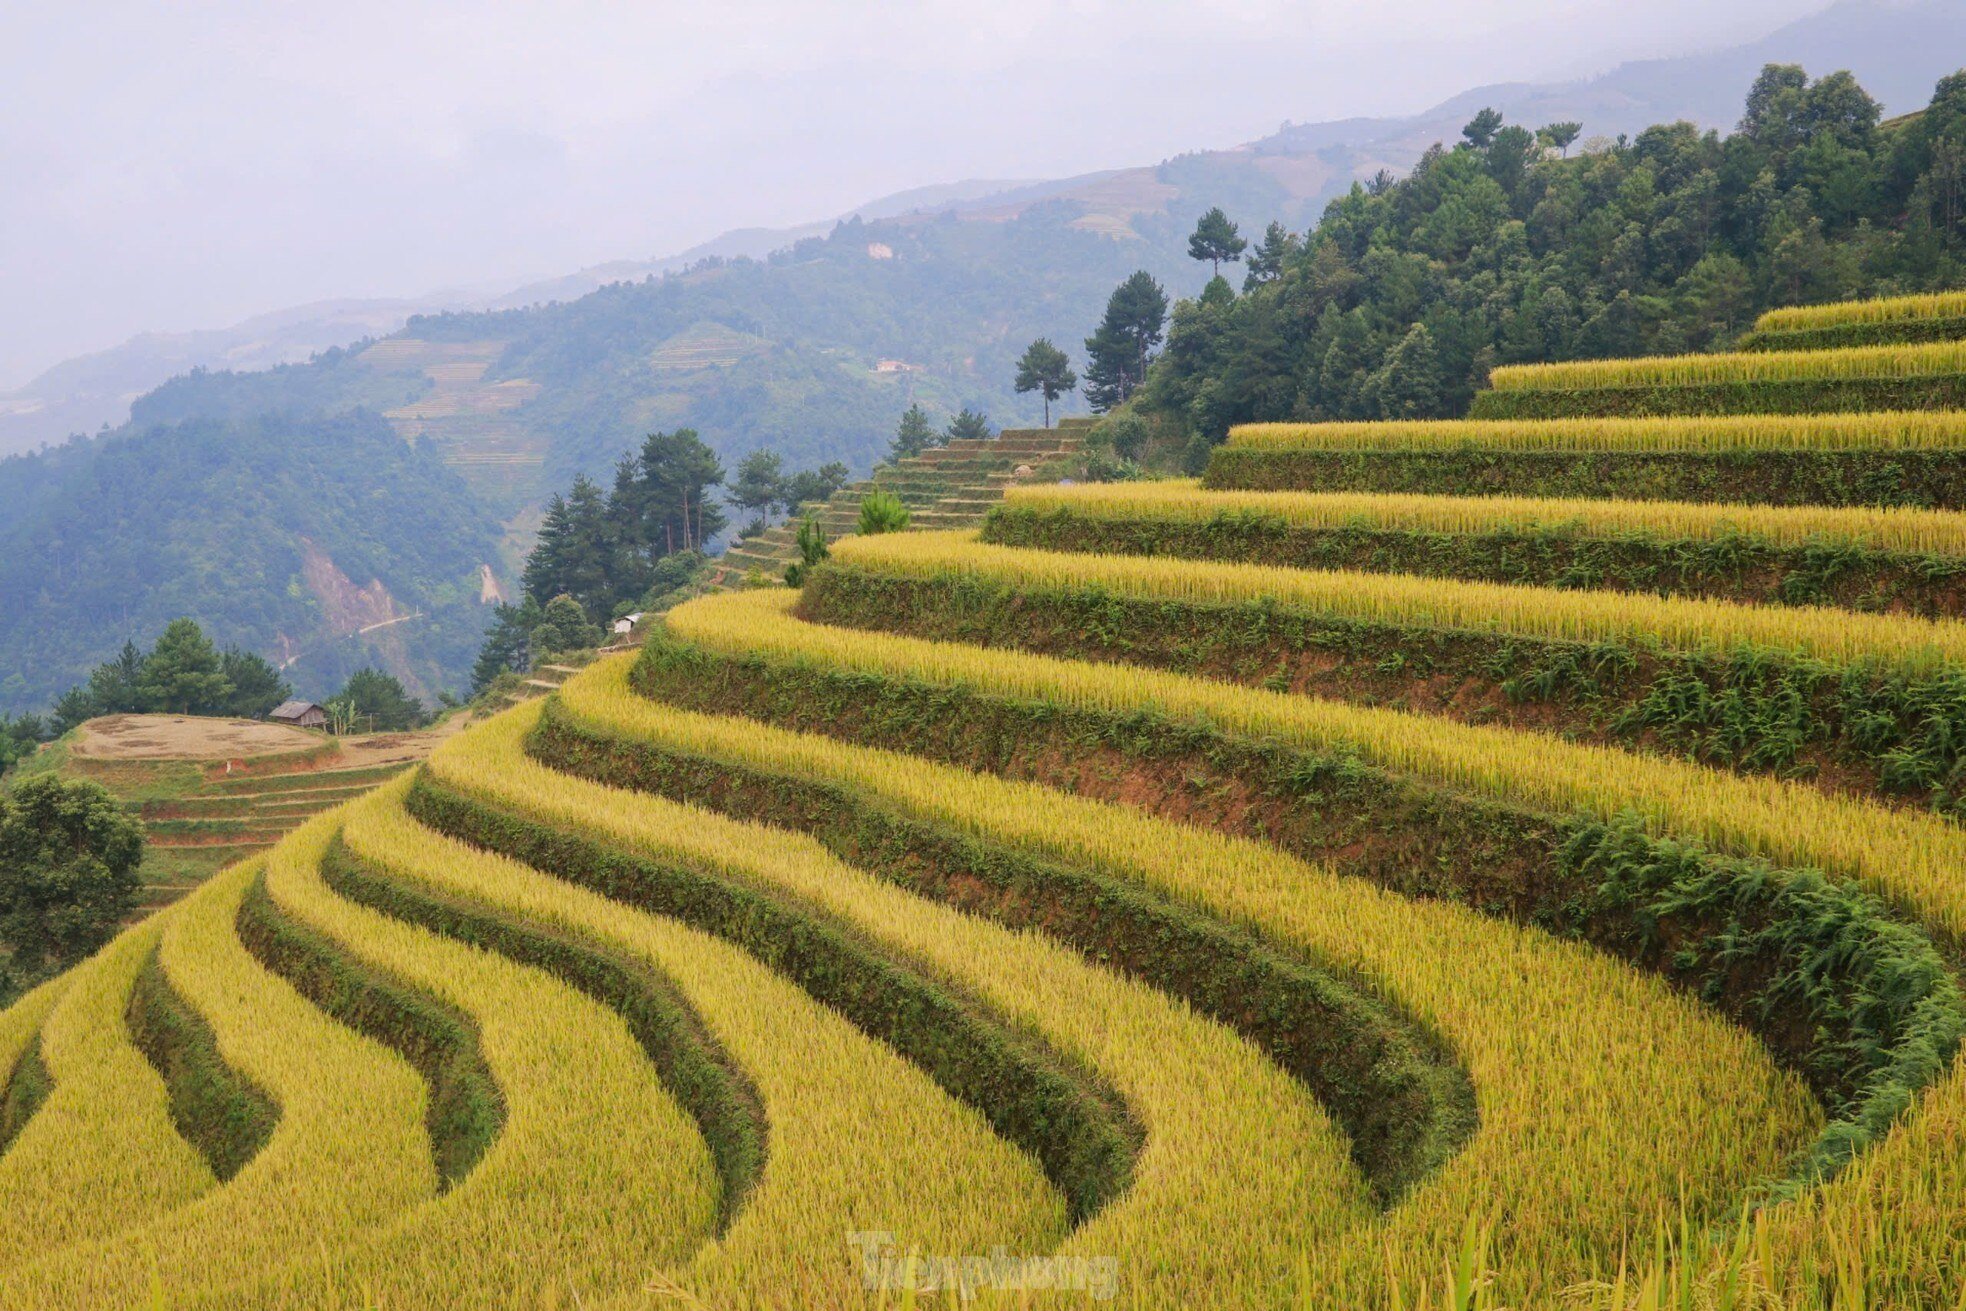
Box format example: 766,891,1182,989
5,290,1966,1306
41,715,459,915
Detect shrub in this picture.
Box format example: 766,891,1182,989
856,491,910,535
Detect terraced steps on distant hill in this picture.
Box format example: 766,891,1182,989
712,422,1090,587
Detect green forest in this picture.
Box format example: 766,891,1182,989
0,411,498,713
1140,67,1966,451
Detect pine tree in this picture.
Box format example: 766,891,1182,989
1013,339,1077,427
470,599,542,693
136,619,231,715
945,408,993,443
617,429,727,559
730,449,787,528
887,403,940,463
1187,207,1247,275
329,668,427,733
1368,323,1445,420
1083,271,1168,411
521,475,617,617
219,648,291,719
1243,221,1299,289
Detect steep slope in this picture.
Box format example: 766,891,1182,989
0,410,501,712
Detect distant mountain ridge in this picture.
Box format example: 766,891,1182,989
8,0,1956,459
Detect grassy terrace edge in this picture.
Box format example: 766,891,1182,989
1204,446,1966,508
125,951,277,1182
803,558,1966,815
525,697,1477,1205
629,625,1966,1188
402,773,1140,1226
321,838,767,1234
984,501,1966,617
1467,375,1966,419
0,1038,51,1158
235,868,503,1191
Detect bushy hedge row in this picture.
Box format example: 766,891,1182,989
126,953,277,1182
1740,317,1966,353
0,1038,49,1158
235,872,503,1190
1204,447,1966,509
322,840,765,1232
1468,376,1966,419
801,564,1966,816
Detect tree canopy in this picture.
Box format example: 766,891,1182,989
1083,271,1170,412
1143,65,1966,448
0,775,143,1000
1013,339,1078,427
1187,207,1248,275
887,403,940,463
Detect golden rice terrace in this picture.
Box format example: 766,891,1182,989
7,292,1966,1307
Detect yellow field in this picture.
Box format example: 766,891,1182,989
6,293,1966,1307
1757,292,1966,332
554,657,1816,1305
1487,340,1966,392
1004,479,1966,556
1227,410,1966,452
832,529,1966,673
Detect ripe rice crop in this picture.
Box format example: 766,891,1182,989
1226,410,1966,452
210,780,719,1310
1757,292,1966,333
0,922,209,1276
654,592,1966,1302
829,529,1966,676
372,715,1072,1307
430,702,1382,1309
1487,341,1966,392
666,589,1966,946
0,846,436,1308
554,655,1817,1306
1003,480,1966,558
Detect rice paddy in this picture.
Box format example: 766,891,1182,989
2,288,1966,1306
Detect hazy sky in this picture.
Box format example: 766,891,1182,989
2,0,1840,389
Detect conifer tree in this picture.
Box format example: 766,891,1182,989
945,407,994,443
1083,271,1168,411
1013,339,1077,427
136,619,231,715
887,403,939,463
1187,207,1247,275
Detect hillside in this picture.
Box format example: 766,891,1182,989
20,713,461,920
4,289,1966,1305
0,410,501,712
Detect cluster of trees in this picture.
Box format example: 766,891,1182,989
50,620,290,732
1136,66,1966,447
0,618,432,762
729,449,851,531
475,427,855,689
0,411,498,715
328,668,429,733
0,774,145,1003
885,403,996,463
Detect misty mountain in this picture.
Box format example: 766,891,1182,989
10,1,1953,461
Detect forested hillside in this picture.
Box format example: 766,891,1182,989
0,410,499,712
1143,67,1966,448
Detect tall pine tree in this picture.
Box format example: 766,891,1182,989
1083,272,1168,411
